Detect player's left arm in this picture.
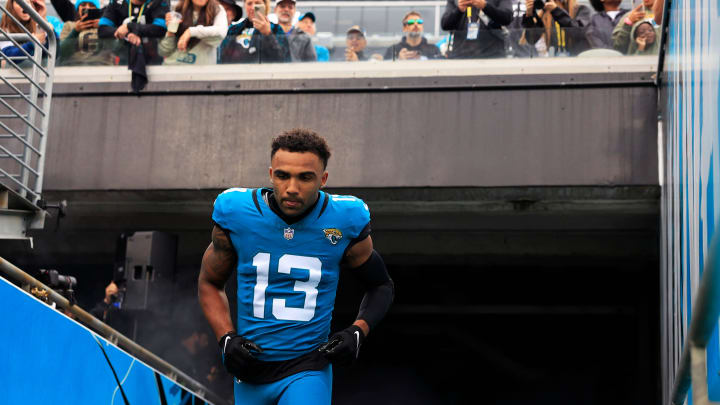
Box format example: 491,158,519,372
343,235,395,337
319,233,394,364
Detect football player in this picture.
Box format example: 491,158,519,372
198,128,394,404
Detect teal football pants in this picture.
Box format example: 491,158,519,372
234,365,332,405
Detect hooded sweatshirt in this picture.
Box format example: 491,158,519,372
612,18,660,55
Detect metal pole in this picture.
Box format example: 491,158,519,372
0,256,231,405
18,38,42,199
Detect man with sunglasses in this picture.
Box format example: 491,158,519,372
384,11,442,60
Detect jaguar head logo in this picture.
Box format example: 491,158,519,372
323,228,343,245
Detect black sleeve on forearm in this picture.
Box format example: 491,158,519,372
127,21,166,37
351,250,394,331
483,0,513,26
51,0,76,22
441,0,464,30
98,25,117,38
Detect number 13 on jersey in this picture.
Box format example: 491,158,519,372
251,253,322,322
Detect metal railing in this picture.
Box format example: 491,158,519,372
0,256,231,405
670,227,720,405
0,0,56,204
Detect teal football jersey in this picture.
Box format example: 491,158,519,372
212,188,371,361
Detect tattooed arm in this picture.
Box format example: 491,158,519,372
198,225,238,340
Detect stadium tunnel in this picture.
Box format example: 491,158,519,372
1,185,660,404
0,58,660,404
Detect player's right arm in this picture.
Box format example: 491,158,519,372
199,224,264,380
198,225,237,340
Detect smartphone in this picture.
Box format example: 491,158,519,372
253,3,266,16
83,8,103,20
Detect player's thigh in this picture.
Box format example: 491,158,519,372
277,366,333,405
234,379,280,405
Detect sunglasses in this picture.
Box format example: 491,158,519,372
404,18,423,25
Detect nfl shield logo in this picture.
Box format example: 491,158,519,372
284,228,295,240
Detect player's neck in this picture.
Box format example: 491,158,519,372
266,190,320,225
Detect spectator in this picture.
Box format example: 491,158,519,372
218,0,290,63
441,0,513,59
384,11,443,60
98,0,169,65
506,0,539,57
296,11,329,61
58,0,117,65
0,0,56,65
218,0,242,25
274,0,315,61
90,280,134,336
522,0,591,56
612,18,659,55
51,0,79,22
585,0,629,49
158,0,228,65
335,25,377,61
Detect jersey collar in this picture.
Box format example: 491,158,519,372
259,188,326,228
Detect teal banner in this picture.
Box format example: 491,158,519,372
0,276,210,405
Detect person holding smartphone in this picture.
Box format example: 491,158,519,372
611,0,659,55
58,0,117,65
384,11,443,61
440,0,513,59
218,0,290,63
584,0,629,49
0,0,58,66
521,0,591,56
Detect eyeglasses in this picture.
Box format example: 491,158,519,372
404,18,423,25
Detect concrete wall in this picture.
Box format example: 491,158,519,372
43,58,659,191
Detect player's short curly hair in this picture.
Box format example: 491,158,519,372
271,128,332,168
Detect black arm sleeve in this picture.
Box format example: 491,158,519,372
483,0,513,26
126,21,167,37
350,250,394,331
51,0,76,22
441,0,464,30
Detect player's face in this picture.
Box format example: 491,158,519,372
269,150,328,217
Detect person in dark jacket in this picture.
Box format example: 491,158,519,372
384,11,443,60
274,0,315,61
522,0,591,56
585,0,629,49
218,0,290,63
441,0,513,59
98,0,169,65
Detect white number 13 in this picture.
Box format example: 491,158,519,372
251,253,322,322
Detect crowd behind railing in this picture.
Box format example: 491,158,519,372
1,0,663,87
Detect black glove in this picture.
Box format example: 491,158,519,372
219,332,263,378
318,325,365,365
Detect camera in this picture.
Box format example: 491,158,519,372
534,0,546,9
38,269,77,304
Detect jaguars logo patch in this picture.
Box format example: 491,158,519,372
323,228,343,245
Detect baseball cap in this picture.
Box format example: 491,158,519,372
346,25,365,37
218,0,243,21
298,11,315,22
274,0,296,6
